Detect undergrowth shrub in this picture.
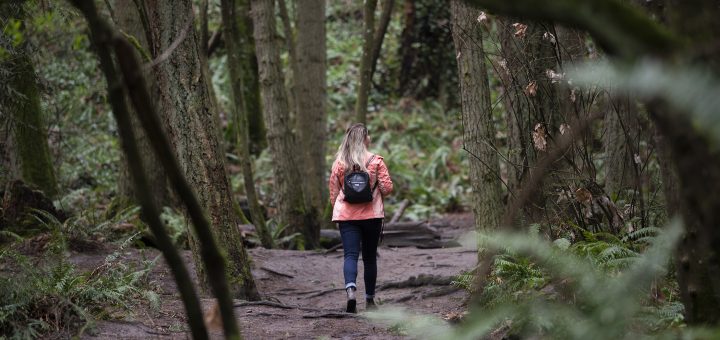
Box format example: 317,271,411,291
0,234,159,338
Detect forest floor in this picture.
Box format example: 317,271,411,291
73,213,476,339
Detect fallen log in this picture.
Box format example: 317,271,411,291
319,221,445,248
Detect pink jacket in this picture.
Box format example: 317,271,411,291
329,152,393,222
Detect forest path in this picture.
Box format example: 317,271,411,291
80,213,476,339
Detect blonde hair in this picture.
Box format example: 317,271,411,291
335,123,369,172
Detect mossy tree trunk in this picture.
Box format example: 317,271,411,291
251,0,316,248
113,0,168,209
220,0,274,248
450,0,502,233
141,0,258,299
295,0,327,233
0,3,57,198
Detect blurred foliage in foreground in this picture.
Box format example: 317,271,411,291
369,220,719,339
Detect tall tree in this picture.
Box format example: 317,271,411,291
450,0,502,232
251,0,318,248
220,0,274,248
139,0,258,298
295,0,328,228
0,1,58,198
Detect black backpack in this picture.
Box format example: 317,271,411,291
342,155,378,203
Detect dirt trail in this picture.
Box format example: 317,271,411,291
78,213,476,339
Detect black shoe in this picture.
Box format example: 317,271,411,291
366,298,377,311
346,287,357,313
346,299,357,313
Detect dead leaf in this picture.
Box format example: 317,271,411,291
634,153,642,165
532,123,547,151
570,88,577,102
524,80,537,97
512,23,528,38
543,32,556,45
477,12,487,23
574,188,593,205
456,51,462,60
559,124,571,136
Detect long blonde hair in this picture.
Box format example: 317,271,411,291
335,123,369,172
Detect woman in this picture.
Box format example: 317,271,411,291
329,123,393,313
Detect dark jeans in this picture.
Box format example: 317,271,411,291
339,218,382,299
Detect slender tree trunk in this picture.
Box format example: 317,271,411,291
142,0,258,299
278,0,299,127
114,0,168,208
237,0,266,154
295,0,327,229
369,0,395,77
450,0,502,232
0,4,57,198
221,0,274,248
398,0,415,95
603,95,638,198
251,0,317,248
355,0,378,124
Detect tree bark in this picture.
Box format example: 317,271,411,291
114,0,168,208
295,0,328,229
221,0,274,248
141,0,258,299
354,0,378,124
450,0,503,232
278,0,299,127
251,0,317,248
0,3,58,198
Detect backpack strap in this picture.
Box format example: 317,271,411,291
366,155,380,192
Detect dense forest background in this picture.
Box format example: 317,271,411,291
2,0,720,338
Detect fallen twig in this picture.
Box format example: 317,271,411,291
323,243,343,254
389,199,410,224
233,300,356,318
260,266,295,278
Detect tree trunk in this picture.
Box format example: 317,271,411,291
369,0,395,77
114,0,168,208
0,4,58,198
498,19,558,223
603,95,639,198
236,0,266,154
450,0,502,232
355,0,378,124
295,0,328,227
221,0,274,248
662,0,720,324
251,0,317,248
397,0,415,95
278,0,299,128
142,0,258,299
